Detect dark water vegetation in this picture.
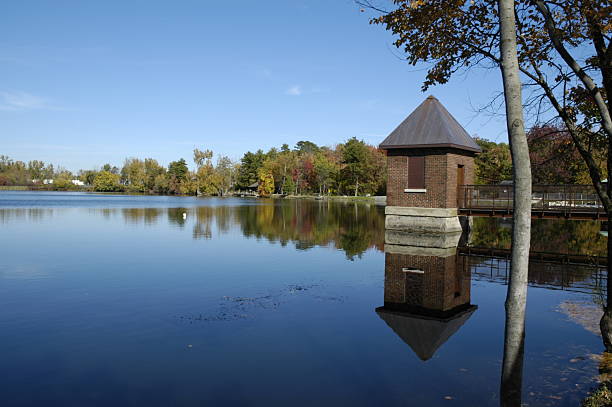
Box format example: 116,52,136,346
0,191,609,406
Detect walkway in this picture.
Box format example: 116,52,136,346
458,184,607,220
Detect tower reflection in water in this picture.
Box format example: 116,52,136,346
376,230,477,361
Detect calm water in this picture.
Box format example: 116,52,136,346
0,191,608,406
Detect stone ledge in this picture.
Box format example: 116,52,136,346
385,214,462,233
385,230,462,249
385,206,458,217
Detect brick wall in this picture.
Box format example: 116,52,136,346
384,252,471,313
386,148,475,208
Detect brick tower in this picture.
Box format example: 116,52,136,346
380,96,481,234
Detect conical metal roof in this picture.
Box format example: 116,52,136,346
379,96,482,153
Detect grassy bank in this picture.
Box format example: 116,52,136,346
0,187,387,205
0,186,29,191
277,194,382,203
0,185,87,192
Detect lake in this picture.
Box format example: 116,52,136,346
0,191,608,406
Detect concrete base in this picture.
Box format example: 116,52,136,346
385,206,462,233
385,229,462,249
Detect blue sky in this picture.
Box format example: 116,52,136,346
0,0,508,171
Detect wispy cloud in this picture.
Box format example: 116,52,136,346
285,85,302,96
0,91,52,111
284,85,330,97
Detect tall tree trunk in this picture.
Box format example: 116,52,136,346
603,92,612,351
602,219,612,351
498,0,532,405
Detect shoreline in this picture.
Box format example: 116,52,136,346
0,187,386,204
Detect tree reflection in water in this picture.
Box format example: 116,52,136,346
500,289,526,407
116,206,608,259
171,201,385,259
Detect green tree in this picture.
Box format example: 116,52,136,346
153,173,169,194
0,157,28,185
28,160,45,181
193,149,219,195
340,137,373,196
179,178,198,195
93,171,121,192
237,150,266,189
295,140,319,155
313,150,338,195
474,138,513,184
167,158,189,194
144,158,165,192
168,159,188,180
121,158,146,192
216,155,236,196
274,149,299,194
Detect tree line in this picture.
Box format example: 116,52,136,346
0,137,387,196
1,126,604,194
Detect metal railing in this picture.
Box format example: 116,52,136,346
459,254,607,296
458,184,606,218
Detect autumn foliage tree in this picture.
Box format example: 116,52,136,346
257,169,275,197
528,126,595,184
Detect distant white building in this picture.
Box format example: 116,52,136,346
71,179,85,186
42,179,54,185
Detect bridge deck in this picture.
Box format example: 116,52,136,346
457,184,607,220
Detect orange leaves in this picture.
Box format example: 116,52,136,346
409,0,427,9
